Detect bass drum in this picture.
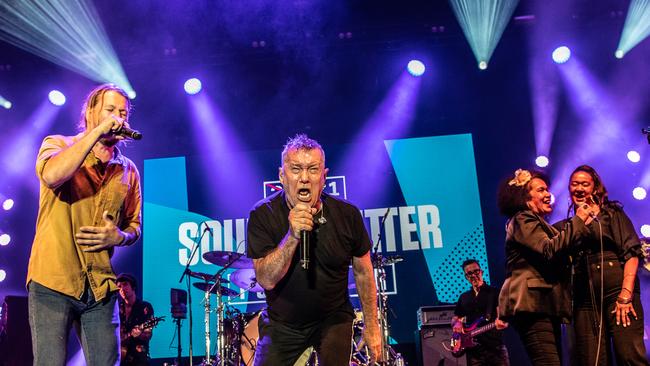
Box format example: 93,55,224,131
240,311,260,366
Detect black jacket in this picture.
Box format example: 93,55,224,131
498,210,587,321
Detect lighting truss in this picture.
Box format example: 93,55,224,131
449,0,520,69
0,0,134,97
616,0,650,58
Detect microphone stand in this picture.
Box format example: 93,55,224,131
178,223,212,366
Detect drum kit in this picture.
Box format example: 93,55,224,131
185,249,405,366
185,250,263,366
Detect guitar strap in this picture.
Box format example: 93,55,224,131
484,285,495,322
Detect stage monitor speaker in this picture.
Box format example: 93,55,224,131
0,296,33,366
415,326,466,366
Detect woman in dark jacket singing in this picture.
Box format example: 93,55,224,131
557,165,648,366
496,169,594,365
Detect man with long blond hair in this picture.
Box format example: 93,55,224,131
26,84,142,366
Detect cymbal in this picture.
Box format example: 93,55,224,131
186,270,229,283
193,282,238,297
230,268,264,293
203,251,253,269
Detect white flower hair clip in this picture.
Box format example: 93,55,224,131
508,169,532,187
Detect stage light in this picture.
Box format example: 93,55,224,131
48,90,66,106
641,224,650,237
633,186,647,200
449,0,519,69
0,94,10,109
627,150,641,162
184,78,202,95
0,0,134,96
535,155,549,168
2,198,13,211
407,60,425,77
552,46,571,64
0,269,5,282
0,234,9,246
550,192,555,205
616,0,650,58
127,90,136,99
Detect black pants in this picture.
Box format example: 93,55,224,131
573,256,649,366
253,309,354,366
512,313,563,366
467,344,510,366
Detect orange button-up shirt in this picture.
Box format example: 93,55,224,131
27,134,142,301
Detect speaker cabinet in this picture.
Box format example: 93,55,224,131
415,326,466,366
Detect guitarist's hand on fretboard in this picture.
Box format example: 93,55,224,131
495,318,509,330
129,326,146,339
123,316,164,341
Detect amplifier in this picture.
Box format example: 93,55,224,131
417,305,456,328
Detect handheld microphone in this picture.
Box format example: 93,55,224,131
581,204,599,222
586,195,600,222
116,126,143,140
300,230,309,270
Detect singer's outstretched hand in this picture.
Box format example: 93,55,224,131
288,202,317,239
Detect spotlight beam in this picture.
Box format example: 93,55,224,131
617,0,650,57
0,0,133,95
449,0,520,69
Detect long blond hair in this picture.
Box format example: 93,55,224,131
77,84,131,132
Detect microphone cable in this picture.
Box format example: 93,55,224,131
593,217,604,366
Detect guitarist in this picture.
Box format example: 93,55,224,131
116,273,155,366
451,259,509,366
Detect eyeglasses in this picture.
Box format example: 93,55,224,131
465,269,482,277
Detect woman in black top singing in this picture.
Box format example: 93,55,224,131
497,169,593,365
557,165,648,366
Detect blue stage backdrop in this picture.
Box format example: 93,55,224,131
143,133,490,359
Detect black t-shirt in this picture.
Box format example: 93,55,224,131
247,191,371,327
454,284,503,348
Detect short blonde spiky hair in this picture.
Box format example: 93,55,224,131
281,133,325,167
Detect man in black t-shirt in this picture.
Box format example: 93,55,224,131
247,134,382,366
116,274,154,366
452,259,509,366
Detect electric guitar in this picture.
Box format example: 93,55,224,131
450,317,497,357
120,316,165,359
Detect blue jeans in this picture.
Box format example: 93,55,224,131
28,281,120,366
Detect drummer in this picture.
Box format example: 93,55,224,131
246,134,383,365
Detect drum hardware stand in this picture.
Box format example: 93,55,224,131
171,288,188,366
178,222,214,366
368,208,405,366
202,254,241,365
